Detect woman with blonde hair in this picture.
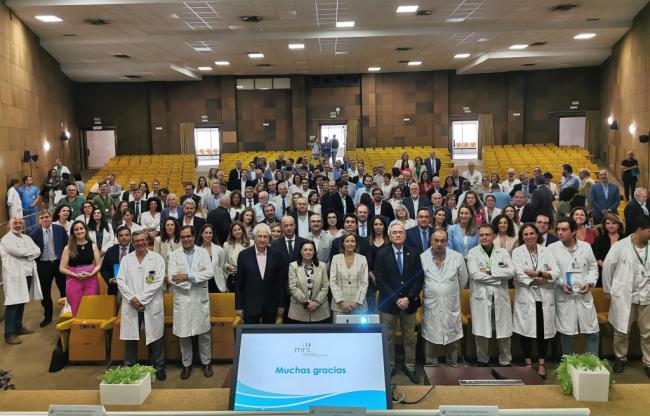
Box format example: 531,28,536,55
394,204,417,230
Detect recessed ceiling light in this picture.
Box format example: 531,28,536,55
396,5,419,13
335,51,348,55
288,43,305,49
214,61,230,66
407,61,422,66
509,44,529,50
336,21,355,28
368,67,381,71
248,52,264,59
574,33,596,40
446,17,465,23
198,66,212,71
193,47,213,52
478,38,490,42
454,53,471,59
35,15,62,22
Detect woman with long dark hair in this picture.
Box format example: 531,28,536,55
87,207,115,255
196,223,226,293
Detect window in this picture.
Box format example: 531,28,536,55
194,127,220,166
452,120,479,160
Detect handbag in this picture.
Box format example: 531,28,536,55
227,272,237,292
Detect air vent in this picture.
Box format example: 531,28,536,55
521,63,536,67
256,63,273,67
551,4,578,12
123,75,142,79
113,54,130,59
63,34,77,37
240,15,262,22
396,47,413,51
529,42,547,47
85,18,110,25
398,60,409,64
416,10,433,16
586,18,600,21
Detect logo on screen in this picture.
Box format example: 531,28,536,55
294,341,311,353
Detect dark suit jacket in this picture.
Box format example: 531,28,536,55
405,226,433,254
251,177,269,189
160,207,181,229
30,224,68,260
426,187,448,199
452,176,468,188
179,194,201,208
509,182,534,198
228,169,242,191
207,206,232,244
128,200,147,223
403,196,431,219
330,193,355,217
100,244,134,295
271,236,308,266
374,245,423,315
544,233,559,246
530,185,555,225
235,246,286,316
367,201,395,223
328,234,371,263
624,199,649,234
424,157,442,177
429,206,453,225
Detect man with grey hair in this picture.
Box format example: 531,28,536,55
106,173,123,208
180,199,206,236
374,221,423,383
589,169,621,224
404,183,430,219
202,181,223,213
207,195,231,245
625,187,650,234
578,168,595,207
57,184,85,219
253,191,271,222
462,162,482,188
160,193,180,228
291,197,313,238
307,213,333,264
235,223,286,324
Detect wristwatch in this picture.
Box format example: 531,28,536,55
538,271,543,278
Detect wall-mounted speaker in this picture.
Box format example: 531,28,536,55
640,135,649,144
22,150,31,163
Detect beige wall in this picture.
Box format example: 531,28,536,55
601,2,650,187
0,3,78,222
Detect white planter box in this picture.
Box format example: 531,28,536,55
569,364,610,402
100,373,151,406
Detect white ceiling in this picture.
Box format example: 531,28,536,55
6,0,649,82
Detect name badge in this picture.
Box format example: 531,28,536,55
145,270,155,284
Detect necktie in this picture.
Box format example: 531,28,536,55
43,229,52,261
135,203,140,221
287,239,294,254
360,223,366,237
421,229,429,249
643,204,649,216
120,247,127,262
396,250,403,275
282,197,287,214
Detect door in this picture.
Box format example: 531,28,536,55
84,129,116,169
451,120,479,160
559,116,586,147
320,124,347,162
194,127,221,166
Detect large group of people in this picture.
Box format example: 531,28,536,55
2,150,650,383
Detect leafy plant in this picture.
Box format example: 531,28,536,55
100,365,155,385
554,353,613,395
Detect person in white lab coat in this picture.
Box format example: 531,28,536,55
168,225,215,380
603,216,650,377
548,218,600,357
466,223,515,366
6,179,23,219
512,223,560,379
1,217,42,345
421,228,468,366
197,224,227,293
116,229,167,381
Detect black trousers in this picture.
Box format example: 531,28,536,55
244,314,277,324
124,312,166,371
36,260,66,320
623,178,637,202
4,277,32,339
520,301,548,360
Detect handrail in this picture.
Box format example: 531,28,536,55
0,206,57,238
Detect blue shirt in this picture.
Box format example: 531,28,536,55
560,174,580,191
491,191,512,209
183,248,197,284
18,185,40,210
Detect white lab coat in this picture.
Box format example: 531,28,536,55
7,187,23,218
420,249,468,345
88,225,116,253
117,250,166,344
548,240,599,335
167,246,214,338
511,244,560,339
602,236,650,334
206,243,227,293
0,232,42,305
466,244,515,338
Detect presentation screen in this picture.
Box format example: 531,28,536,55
229,324,392,411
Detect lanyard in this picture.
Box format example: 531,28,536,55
633,244,648,268
479,245,494,269
527,248,538,270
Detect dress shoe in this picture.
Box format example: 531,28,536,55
202,365,213,378
40,318,52,328
17,327,33,335
180,366,192,380
612,359,626,375
155,369,167,381
5,336,21,345
644,367,650,379
406,370,420,384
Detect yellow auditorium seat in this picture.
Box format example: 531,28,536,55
56,295,116,362
105,309,149,363
209,293,240,360
460,289,471,326
163,293,181,361
592,287,611,324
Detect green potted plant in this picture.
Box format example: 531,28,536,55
99,365,155,405
555,353,613,402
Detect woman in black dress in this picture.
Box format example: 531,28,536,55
367,216,389,311
621,151,639,201
592,213,625,287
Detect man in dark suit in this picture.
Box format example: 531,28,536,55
426,176,447,199
403,183,431,219
624,187,649,234
330,181,355,218
405,208,434,254
179,199,205,237
179,183,202,208
100,226,134,296
30,211,68,327
428,192,453,225
128,188,147,224
529,176,555,226
450,167,467,189
328,213,372,262
251,168,269,190
228,160,244,191
235,224,286,324
367,188,395,223
374,221,423,383
535,214,558,246
271,216,309,266
206,195,232,245
424,151,442,178
242,186,259,209
121,180,138,202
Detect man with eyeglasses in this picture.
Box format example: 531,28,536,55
501,168,521,195
56,184,84,220
307,214,334,264
535,214,558,246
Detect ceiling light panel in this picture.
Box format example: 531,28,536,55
178,1,222,31
248,52,264,58
396,6,419,13
574,33,597,39
509,44,529,50
336,21,355,28
288,43,305,49
214,61,230,66
35,15,62,23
